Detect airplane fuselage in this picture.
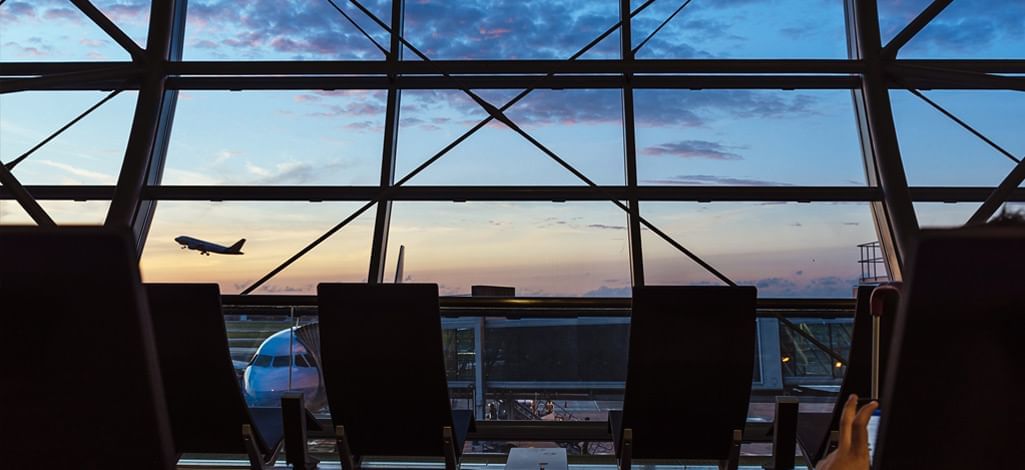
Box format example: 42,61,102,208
175,236,245,256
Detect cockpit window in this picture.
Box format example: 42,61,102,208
272,355,291,368
252,355,272,367
294,355,309,367
304,353,318,367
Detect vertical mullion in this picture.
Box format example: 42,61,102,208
368,0,404,283
105,0,184,256
621,0,645,287
845,0,918,280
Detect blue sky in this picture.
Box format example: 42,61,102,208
1,0,1022,296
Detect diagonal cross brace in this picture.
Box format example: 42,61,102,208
242,0,733,293
345,0,735,285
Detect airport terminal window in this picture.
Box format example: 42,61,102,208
0,1,134,61
140,202,374,294
163,91,385,186
887,0,1025,59
0,91,138,186
891,90,1025,187
383,202,631,296
403,0,620,60
395,89,625,186
2,0,1020,451
182,0,388,60
631,0,849,58
635,90,867,187
641,202,881,296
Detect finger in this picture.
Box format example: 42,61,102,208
851,400,879,450
837,394,858,451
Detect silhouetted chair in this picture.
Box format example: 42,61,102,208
794,284,898,467
874,228,1025,469
610,285,758,470
316,283,475,470
144,283,286,469
0,227,175,469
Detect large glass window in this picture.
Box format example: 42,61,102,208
636,90,866,187
140,201,374,294
163,91,385,185
0,91,137,185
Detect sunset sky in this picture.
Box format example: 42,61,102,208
2,0,1022,296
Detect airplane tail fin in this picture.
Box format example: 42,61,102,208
393,245,405,283
227,238,246,253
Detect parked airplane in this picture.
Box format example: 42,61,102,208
175,235,245,256
241,245,405,411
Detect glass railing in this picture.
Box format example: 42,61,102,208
220,295,855,447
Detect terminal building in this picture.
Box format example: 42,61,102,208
1,0,1023,469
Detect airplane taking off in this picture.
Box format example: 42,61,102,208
175,236,245,256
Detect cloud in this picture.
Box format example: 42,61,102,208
587,224,626,231
35,159,115,184
643,174,794,186
878,0,1025,54
641,140,745,160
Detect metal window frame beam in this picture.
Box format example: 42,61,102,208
620,0,644,287
6,59,1025,78
367,0,404,284
12,186,1025,203
0,66,142,94
0,164,55,226
104,0,185,252
845,0,919,281
13,74,1025,91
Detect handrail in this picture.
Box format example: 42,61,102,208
220,295,855,318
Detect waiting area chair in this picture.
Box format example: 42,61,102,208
794,284,898,467
610,285,758,470
145,283,289,469
316,283,475,470
0,227,176,469
874,228,1025,469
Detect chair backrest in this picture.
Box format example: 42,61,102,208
317,283,456,457
0,227,175,469
875,228,1025,469
622,285,758,460
807,284,898,463
145,283,271,455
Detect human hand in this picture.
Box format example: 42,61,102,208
817,394,879,470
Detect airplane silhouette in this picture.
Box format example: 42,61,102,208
175,236,245,256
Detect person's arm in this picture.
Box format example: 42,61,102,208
817,394,879,470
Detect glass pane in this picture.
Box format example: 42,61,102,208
632,0,848,58
94,0,151,48
641,202,880,297
892,90,1025,187
899,0,1025,59
383,202,631,296
163,91,384,185
396,89,625,185
183,0,389,60
0,200,109,225
0,0,133,61
140,201,374,294
403,0,620,60
0,91,137,185
914,202,980,228
636,90,865,186
877,0,932,45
